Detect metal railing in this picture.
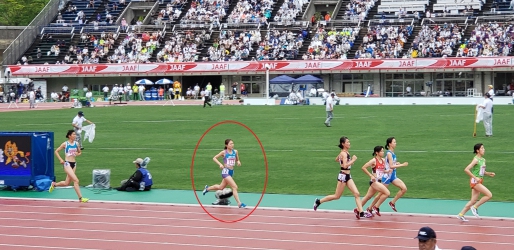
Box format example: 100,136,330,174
221,22,262,30
41,26,75,35
368,18,415,26
268,21,309,29
2,0,64,66
476,14,514,23
80,25,121,34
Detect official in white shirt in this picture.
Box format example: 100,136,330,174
487,84,494,113
479,93,493,137
29,90,36,109
72,111,94,149
324,93,335,127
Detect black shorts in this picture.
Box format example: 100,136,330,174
369,179,382,186
337,172,352,183
64,161,76,169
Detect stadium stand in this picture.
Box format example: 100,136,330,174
12,0,514,65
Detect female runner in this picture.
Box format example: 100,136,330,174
203,139,246,208
457,143,495,221
49,130,89,203
380,137,408,212
360,145,391,216
313,136,371,219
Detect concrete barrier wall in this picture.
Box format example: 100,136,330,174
0,26,25,40
244,97,514,106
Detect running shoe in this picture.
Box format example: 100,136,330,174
389,201,397,212
313,198,321,211
48,183,55,193
373,206,381,216
202,185,209,195
361,211,373,218
354,208,360,219
80,197,89,203
366,207,374,217
470,206,480,218
238,203,247,208
457,214,469,222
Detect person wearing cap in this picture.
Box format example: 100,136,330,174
72,111,94,150
478,93,493,137
324,92,335,127
115,158,153,192
461,246,476,250
487,85,495,100
414,226,442,250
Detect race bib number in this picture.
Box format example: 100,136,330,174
471,178,481,184
227,158,235,166
376,171,384,179
222,168,230,175
479,165,486,176
337,173,347,182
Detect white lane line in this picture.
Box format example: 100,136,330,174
0,233,282,250
122,120,204,123
0,243,101,250
1,206,514,230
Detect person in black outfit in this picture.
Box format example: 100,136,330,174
115,158,153,192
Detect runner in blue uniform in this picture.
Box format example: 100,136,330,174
380,137,408,212
203,139,246,208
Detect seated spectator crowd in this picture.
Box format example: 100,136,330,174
303,26,360,60
355,25,412,59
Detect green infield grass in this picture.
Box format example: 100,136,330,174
1,104,512,201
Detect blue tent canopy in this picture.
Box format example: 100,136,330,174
269,75,296,84
294,75,323,83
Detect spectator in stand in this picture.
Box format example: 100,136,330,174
356,25,412,59
304,26,359,60
456,22,512,57
344,0,376,22
409,23,462,58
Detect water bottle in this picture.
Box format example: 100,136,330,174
139,181,145,191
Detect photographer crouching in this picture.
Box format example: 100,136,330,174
115,158,153,192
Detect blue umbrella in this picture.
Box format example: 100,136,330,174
136,79,154,85
155,79,173,85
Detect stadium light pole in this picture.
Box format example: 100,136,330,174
265,63,270,103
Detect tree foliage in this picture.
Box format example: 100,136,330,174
0,0,51,26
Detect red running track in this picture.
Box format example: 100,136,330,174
0,199,513,250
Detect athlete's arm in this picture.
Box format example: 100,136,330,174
340,152,356,169
361,158,376,179
235,150,241,166
464,158,480,182
213,150,225,169
387,152,408,169
54,142,66,164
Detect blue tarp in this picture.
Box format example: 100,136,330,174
294,75,323,83
269,75,296,84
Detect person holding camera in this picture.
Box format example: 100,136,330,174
115,158,153,192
